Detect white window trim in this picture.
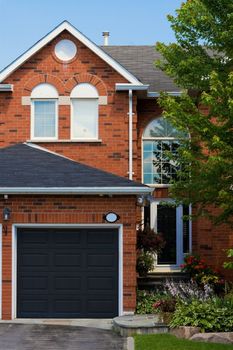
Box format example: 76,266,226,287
70,97,99,141
11,223,123,320
30,99,58,141
150,199,192,272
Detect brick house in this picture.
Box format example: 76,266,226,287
0,21,232,320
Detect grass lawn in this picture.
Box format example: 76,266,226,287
134,334,233,350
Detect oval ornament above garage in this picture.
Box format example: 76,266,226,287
54,39,77,62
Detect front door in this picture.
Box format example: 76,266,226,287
145,201,191,271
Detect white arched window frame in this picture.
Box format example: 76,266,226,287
70,83,99,140
30,83,58,140
142,117,186,186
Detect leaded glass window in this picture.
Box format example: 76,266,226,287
143,117,185,185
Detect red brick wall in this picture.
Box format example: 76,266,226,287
192,208,233,281
136,99,162,183
0,195,138,320
0,30,139,179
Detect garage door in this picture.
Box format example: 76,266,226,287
17,228,119,318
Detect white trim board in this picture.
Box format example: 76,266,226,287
0,186,152,195
0,21,141,85
12,223,123,319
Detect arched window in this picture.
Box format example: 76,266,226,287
31,83,58,140
142,117,185,185
70,83,99,140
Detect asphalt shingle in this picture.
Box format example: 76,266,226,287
0,143,148,190
101,46,180,92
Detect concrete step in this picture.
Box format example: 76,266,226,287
137,272,190,291
113,315,169,337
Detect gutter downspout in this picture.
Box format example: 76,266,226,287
128,89,133,180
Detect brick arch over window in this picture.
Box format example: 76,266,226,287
64,73,107,96
23,74,64,95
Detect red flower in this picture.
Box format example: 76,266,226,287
153,301,163,309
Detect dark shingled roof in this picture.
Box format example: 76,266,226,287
0,143,148,191
101,46,180,92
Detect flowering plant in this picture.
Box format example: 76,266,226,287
181,254,224,289
153,297,176,313
165,279,213,301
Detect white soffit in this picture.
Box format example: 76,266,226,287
0,21,142,85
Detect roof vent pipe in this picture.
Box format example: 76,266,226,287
102,31,110,46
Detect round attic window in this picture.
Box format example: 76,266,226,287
54,39,77,62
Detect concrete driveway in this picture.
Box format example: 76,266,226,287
0,323,125,350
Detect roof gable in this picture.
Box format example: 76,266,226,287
0,143,151,194
0,21,142,85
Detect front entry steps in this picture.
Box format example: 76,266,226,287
113,315,169,336
137,272,190,291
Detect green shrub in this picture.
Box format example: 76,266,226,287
136,290,176,315
136,226,166,276
224,289,233,305
136,251,155,277
223,248,233,270
137,226,165,253
136,290,164,314
170,298,233,332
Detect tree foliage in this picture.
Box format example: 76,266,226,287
155,0,233,225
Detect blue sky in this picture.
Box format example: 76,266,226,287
0,0,182,71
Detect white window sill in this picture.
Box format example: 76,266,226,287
27,139,102,143
144,184,171,188
151,267,181,273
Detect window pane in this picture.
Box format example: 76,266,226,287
153,173,161,184
157,205,177,264
143,117,187,138
144,163,152,173
72,98,98,139
143,141,153,151
144,173,153,184
143,151,153,162
34,101,56,138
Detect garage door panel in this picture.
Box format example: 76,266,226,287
54,277,82,291
87,276,115,290
87,254,115,267
52,231,82,244
19,298,49,313
87,230,116,244
17,228,119,318
87,299,116,315
53,299,83,314
54,253,82,267
21,276,48,291
21,254,49,267
18,231,48,244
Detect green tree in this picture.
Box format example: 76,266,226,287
155,0,233,225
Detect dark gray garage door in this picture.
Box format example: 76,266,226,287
17,228,119,318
